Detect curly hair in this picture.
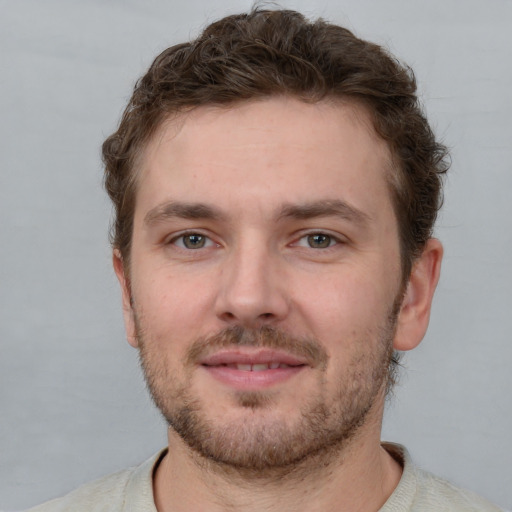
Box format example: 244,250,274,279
102,8,449,280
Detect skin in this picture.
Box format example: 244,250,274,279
114,97,442,512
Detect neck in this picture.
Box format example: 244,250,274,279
153,405,402,512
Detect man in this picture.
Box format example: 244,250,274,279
28,7,501,512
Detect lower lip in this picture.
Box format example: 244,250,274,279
201,365,306,390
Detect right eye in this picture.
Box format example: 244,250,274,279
172,233,214,249
304,233,335,249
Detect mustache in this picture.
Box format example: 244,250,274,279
185,325,328,369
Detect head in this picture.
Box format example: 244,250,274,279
103,8,449,280
104,8,447,473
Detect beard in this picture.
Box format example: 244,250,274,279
136,311,399,474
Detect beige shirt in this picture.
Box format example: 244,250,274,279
26,444,502,511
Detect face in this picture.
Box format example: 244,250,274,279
117,97,408,470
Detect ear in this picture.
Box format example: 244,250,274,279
113,249,139,348
393,238,443,351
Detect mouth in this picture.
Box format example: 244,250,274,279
214,362,300,371
199,350,308,389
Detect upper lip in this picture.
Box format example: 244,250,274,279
200,349,309,367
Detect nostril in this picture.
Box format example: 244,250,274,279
218,311,276,327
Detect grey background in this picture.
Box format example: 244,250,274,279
1,0,511,509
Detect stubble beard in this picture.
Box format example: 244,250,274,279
136,313,398,475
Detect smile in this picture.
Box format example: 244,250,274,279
199,350,308,389
211,362,298,371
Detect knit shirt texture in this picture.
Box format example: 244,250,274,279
25,444,502,511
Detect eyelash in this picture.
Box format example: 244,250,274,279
167,231,345,251
294,232,342,249
168,232,217,250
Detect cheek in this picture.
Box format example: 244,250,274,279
292,265,399,361
296,270,389,324
133,270,216,344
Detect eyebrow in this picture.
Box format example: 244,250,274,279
144,199,370,227
278,200,371,225
144,201,226,226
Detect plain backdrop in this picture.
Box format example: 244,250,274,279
1,0,511,510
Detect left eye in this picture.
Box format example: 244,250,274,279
173,233,214,249
297,233,337,249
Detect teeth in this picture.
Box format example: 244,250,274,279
231,362,289,371
251,364,268,371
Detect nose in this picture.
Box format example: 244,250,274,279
214,237,290,328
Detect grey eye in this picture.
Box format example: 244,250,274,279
181,234,207,249
307,234,332,248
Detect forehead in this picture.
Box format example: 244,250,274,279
136,97,395,221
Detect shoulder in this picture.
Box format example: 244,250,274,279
24,450,165,512
24,468,133,512
412,468,503,511
381,443,503,512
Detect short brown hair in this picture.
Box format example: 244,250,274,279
102,8,449,278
